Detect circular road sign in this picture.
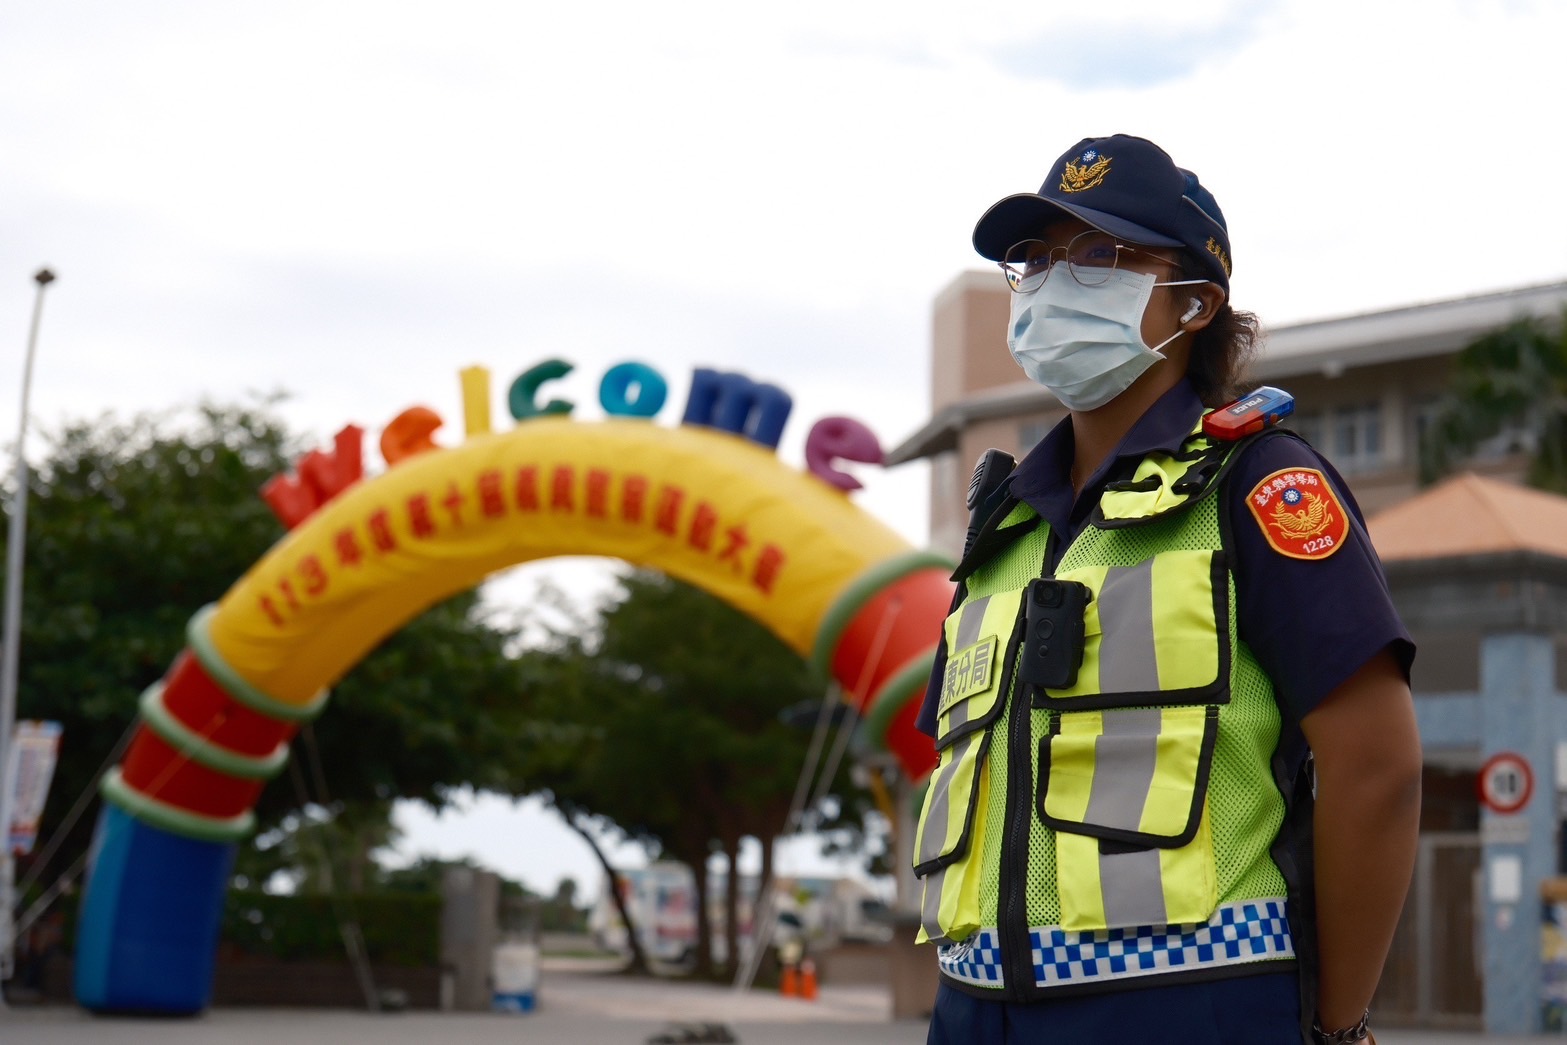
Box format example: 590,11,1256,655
1479,752,1534,815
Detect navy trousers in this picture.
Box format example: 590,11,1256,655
927,971,1302,1044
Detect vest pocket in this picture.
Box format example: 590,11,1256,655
932,588,1027,749
1038,705,1220,930
912,727,995,943
912,586,1028,943
1033,549,1231,711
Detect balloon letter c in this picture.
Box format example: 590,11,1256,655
381,407,444,466
509,359,575,420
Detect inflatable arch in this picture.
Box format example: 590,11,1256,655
73,416,954,1013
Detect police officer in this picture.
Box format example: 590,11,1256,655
913,135,1420,1045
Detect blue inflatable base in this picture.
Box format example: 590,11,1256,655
74,805,236,1014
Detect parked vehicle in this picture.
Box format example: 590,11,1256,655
589,862,699,964
588,863,893,966
775,876,894,946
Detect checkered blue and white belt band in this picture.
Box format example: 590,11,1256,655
937,898,1295,990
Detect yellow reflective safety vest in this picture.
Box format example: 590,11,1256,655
912,423,1299,999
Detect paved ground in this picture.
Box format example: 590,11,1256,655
3,972,923,1045
5,969,1565,1044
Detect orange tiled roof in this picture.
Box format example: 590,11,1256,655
1367,473,1567,562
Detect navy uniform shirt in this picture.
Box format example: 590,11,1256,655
916,379,1414,741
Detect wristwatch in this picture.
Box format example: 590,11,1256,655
1312,1009,1371,1044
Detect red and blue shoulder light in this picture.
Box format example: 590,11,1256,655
1202,386,1295,441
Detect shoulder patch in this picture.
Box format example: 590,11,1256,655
1245,467,1350,560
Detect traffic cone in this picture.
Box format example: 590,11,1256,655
780,964,799,997
799,959,818,1001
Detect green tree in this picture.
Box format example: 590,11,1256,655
234,798,401,895
515,570,870,980
377,854,497,895
5,402,534,901
9,402,295,893
377,853,537,903
285,586,536,827
1419,309,1567,492
531,876,587,933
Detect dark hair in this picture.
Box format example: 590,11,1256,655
1178,253,1260,407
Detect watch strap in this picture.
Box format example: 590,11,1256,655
1312,1009,1371,1044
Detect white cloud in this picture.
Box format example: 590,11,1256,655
988,0,1283,88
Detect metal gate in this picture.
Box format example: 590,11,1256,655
1374,831,1483,1029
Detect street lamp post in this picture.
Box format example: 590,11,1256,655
0,268,56,993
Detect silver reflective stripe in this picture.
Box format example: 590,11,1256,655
942,595,994,732
920,869,951,942
1083,708,1162,832
916,731,980,868
1089,709,1168,928
1099,845,1167,928
1097,560,1159,692
955,595,993,650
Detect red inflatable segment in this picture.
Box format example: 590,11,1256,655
119,726,269,820
159,651,299,759
812,558,951,779
880,692,937,781
829,565,953,711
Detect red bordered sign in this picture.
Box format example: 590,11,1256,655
1478,752,1534,815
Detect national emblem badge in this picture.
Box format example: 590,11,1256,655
1060,151,1112,193
1246,467,1350,560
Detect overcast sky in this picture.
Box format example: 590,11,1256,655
3,0,1564,899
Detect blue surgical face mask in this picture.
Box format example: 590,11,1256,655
1007,265,1209,411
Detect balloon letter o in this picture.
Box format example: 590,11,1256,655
599,361,668,419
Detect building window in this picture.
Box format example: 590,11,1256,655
1287,411,1324,450
1334,403,1383,473
1288,404,1385,474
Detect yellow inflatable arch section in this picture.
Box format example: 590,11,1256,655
215,417,929,703
76,416,956,1014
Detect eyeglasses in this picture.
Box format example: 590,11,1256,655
1000,229,1182,293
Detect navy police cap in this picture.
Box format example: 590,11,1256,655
972,134,1233,296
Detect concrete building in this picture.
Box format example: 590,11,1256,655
887,275,1567,1034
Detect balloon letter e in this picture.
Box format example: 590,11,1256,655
805,416,883,492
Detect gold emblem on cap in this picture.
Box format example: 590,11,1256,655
1059,153,1111,194
1206,237,1232,276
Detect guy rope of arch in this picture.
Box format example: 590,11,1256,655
72,367,954,1014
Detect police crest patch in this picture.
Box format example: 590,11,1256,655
1060,151,1111,193
1246,467,1350,560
